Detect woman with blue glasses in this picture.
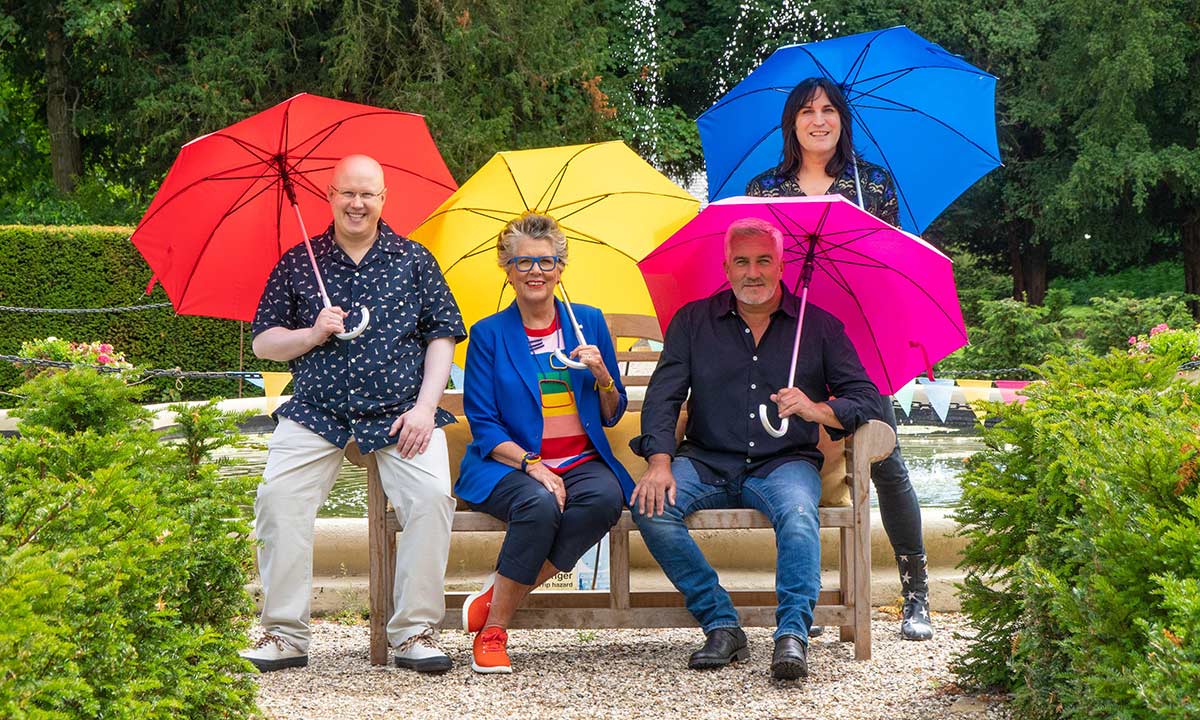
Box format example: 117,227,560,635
455,212,633,674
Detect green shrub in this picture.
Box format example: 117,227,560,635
1049,261,1184,304
937,295,1072,377
1077,292,1194,355
0,370,258,719
953,351,1200,718
0,225,287,405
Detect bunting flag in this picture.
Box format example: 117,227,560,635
892,379,917,418
994,379,1031,405
244,377,266,390
957,379,999,422
260,371,293,414
916,377,956,423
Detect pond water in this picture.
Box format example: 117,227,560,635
219,426,984,518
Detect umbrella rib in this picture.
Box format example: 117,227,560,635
842,27,888,87
848,88,1002,163
500,155,531,212
204,132,276,163
134,158,278,230
286,109,419,158
539,142,613,211
850,64,998,87
176,165,283,306
546,190,696,222
815,256,895,390
445,241,503,274
555,222,639,263
708,124,782,199
845,104,920,230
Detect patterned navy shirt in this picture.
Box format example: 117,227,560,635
745,159,900,228
252,220,466,453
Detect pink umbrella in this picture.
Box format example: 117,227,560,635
638,194,967,435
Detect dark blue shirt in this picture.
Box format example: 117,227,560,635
630,286,881,485
252,220,466,453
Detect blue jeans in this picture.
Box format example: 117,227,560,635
633,457,822,642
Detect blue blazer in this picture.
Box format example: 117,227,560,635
456,300,633,505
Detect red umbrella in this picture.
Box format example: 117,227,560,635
132,93,457,331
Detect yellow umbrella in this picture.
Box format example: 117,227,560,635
411,141,698,366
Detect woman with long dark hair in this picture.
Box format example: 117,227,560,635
746,77,933,642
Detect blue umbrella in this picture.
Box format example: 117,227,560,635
698,26,1001,234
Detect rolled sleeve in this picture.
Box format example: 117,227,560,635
251,258,298,336
414,245,467,344
821,314,883,439
629,310,690,458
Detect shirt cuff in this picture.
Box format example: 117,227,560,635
629,433,675,460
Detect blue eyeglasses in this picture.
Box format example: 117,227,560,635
506,255,562,272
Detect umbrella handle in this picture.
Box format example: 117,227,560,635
553,281,589,370
759,403,789,438
335,305,371,340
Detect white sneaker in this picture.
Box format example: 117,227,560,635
394,629,453,673
239,632,308,672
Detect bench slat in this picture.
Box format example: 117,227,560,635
384,507,855,534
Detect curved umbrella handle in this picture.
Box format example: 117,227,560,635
759,402,789,438
551,349,588,370
335,306,371,340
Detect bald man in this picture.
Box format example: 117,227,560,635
242,155,466,673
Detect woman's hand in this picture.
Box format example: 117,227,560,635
527,462,566,512
570,343,611,383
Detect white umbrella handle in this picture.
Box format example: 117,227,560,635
289,196,371,341
760,404,789,437
552,281,589,370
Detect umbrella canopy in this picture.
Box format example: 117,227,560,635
410,141,698,366
699,26,1000,234
638,195,968,395
133,93,457,322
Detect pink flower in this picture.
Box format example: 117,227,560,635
96,354,111,365
99,343,113,353
1129,336,1138,345
1150,323,1169,337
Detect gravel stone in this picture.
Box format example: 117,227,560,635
254,612,1011,720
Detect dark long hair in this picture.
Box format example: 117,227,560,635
778,77,855,180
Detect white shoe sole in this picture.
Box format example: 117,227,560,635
471,660,513,674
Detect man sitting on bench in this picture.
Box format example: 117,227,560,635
629,217,879,680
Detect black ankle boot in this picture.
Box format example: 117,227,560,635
897,553,933,641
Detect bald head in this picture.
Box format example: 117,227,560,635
328,155,386,246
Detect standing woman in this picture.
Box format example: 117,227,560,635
745,77,933,642
456,213,634,673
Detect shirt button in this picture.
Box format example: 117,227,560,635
750,384,757,390
749,412,755,419
752,355,758,361
744,328,750,334
745,458,752,464
749,441,755,447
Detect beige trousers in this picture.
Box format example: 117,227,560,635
254,418,455,652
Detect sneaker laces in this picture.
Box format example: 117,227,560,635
252,632,288,651
396,629,440,654
478,626,508,652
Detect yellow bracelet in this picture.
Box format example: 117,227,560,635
597,377,616,392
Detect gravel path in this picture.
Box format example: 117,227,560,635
255,612,1010,720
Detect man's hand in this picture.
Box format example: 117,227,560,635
388,403,436,459
631,454,676,517
771,387,819,421
309,306,348,346
527,462,566,512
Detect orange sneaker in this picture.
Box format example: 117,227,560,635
471,626,512,674
462,573,495,633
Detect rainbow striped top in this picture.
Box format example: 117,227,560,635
526,319,598,474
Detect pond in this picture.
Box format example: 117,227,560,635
219,425,984,518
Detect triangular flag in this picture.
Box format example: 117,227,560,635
917,377,956,423
957,379,998,422
260,372,293,414
994,380,1031,405
449,363,465,392
244,377,265,390
892,380,917,418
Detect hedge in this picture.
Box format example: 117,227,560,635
0,225,286,405
953,352,1200,717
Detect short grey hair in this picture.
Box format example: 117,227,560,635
724,217,784,259
497,213,569,267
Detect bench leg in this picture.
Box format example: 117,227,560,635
853,493,872,660
609,528,630,609
839,526,856,643
367,458,390,666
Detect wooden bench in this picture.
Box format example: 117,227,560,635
345,315,896,665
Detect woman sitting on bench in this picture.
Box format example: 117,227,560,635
455,213,634,674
